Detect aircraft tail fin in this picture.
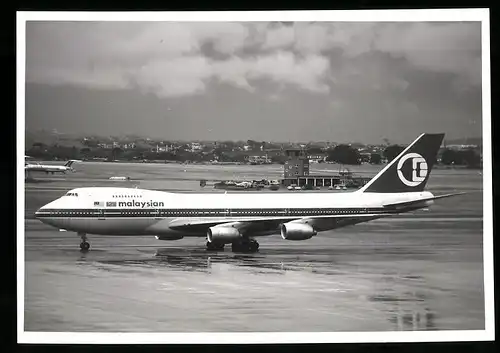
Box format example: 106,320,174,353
359,133,445,193
64,160,77,168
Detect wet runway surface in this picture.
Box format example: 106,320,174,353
23,162,485,332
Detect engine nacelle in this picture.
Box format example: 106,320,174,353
207,226,242,244
155,234,184,241
280,222,317,241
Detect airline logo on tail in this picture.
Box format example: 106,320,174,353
397,153,428,187
360,133,444,193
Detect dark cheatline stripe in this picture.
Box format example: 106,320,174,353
35,207,396,218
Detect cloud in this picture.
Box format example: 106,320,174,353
128,57,213,97
212,56,254,91
25,21,481,98
262,25,295,50
372,22,482,86
125,52,330,97
258,21,481,88
247,52,330,93
293,23,334,54
190,22,251,55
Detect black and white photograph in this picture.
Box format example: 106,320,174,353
17,9,493,344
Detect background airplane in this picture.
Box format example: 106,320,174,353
25,159,80,179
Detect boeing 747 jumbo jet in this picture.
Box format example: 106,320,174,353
34,133,464,252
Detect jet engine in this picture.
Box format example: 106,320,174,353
207,226,242,244
280,222,317,241
155,234,184,241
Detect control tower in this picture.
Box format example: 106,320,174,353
281,147,370,189
283,148,309,178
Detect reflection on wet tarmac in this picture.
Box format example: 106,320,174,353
24,224,485,332
211,250,432,330
68,245,462,332
371,291,436,330
153,249,291,274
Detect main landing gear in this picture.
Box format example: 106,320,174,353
207,241,224,251
231,239,259,253
79,233,90,252
206,241,225,251
205,239,260,253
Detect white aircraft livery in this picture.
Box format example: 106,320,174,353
35,133,464,252
25,160,79,175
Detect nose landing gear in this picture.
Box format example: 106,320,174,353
79,233,90,252
231,239,259,253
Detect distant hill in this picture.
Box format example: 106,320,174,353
25,128,483,150
25,129,86,150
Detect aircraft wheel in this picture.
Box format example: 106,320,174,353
206,241,224,251
249,240,259,252
231,242,241,252
232,239,259,253
80,241,90,252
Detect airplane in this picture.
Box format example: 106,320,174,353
235,181,252,189
109,176,131,181
25,160,80,175
34,133,465,253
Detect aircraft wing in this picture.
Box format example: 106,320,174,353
167,213,387,234
382,192,467,209
168,192,466,234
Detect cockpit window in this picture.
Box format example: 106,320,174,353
65,192,79,197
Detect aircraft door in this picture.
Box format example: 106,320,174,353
152,208,162,220
97,208,105,220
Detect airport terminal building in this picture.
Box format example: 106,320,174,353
280,148,370,188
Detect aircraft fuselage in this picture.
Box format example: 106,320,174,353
35,187,434,237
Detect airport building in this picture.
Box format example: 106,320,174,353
280,148,370,188
283,148,309,178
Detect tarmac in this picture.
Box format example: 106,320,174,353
22,162,485,332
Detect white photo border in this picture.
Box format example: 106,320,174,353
16,8,494,344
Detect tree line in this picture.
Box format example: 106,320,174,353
26,142,481,168
324,144,481,168
325,144,404,165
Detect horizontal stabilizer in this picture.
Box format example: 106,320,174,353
383,192,467,208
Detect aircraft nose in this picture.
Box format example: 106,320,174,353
34,200,55,220
34,204,48,219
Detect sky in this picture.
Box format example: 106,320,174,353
24,20,483,144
